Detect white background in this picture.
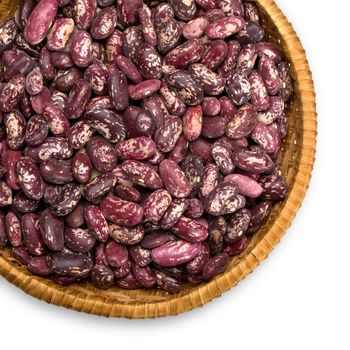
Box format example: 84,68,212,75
1,1,349,349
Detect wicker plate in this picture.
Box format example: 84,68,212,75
0,0,317,318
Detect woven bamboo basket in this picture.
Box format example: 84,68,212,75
0,0,317,318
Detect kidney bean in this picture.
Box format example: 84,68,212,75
158,159,191,198
140,231,171,249
13,192,39,213
171,216,208,242
71,149,92,184
128,79,161,100
236,20,265,46
181,155,203,195
37,137,73,161
131,262,155,288
189,63,225,96
2,52,36,82
223,235,248,256
197,164,218,199
39,209,64,251
259,174,288,201
113,259,131,278
19,91,34,119
85,108,126,143
218,40,240,76
0,19,18,54
0,213,7,247
202,252,230,280
233,147,274,173
48,251,93,277
38,47,55,81
86,136,117,173
217,0,244,16
166,70,204,106
277,61,293,102
5,212,22,247
248,200,273,232
12,245,31,265
202,97,221,117
183,18,209,40
135,110,156,138
143,189,172,224
115,55,142,84
39,159,72,185
151,240,201,267
84,205,109,242
258,55,282,95
43,183,60,205
210,144,234,175
100,196,143,227
90,6,117,40
256,42,283,65
152,3,174,29
167,135,188,164
248,70,270,111
182,106,202,142
23,0,58,45
65,79,91,119
137,44,162,80
3,110,26,150
204,181,244,216
116,0,143,26
83,172,116,202
201,116,227,139
128,245,151,267
28,256,51,276
0,75,26,112
73,0,96,30
156,19,181,55
153,115,182,153
91,264,114,289
123,106,142,138
109,223,144,245
70,30,92,68
165,39,203,70
159,86,185,117
67,121,94,150
64,227,95,253
15,157,44,200
65,201,85,228
186,242,210,275
115,272,141,289
154,270,181,293
54,68,82,93
86,96,113,112
244,1,259,22
114,185,141,203
225,69,251,105
251,122,280,154
206,15,245,39
47,17,74,51
225,173,263,198
158,198,187,230
256,96,284,125
184,198,204,219
224,208,251,243
207,216,225,254
122,25,144,64
106,29,122,63
236,43,257,75
169,0,196,21
138,4,156,46
142,94,169,129
51,183,81,216
43,104,70,137
83,61,108,96
17,0,36,29
226,103,257,139
115,137,155,161
25,68,43,96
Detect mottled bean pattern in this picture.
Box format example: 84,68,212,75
0,0,292,293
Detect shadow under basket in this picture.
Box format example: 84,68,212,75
0,0,317,318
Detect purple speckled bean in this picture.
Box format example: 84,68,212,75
151,240,201,267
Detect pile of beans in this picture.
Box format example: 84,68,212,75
0,0,292,293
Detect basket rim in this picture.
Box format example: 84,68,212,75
0,0,317,318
